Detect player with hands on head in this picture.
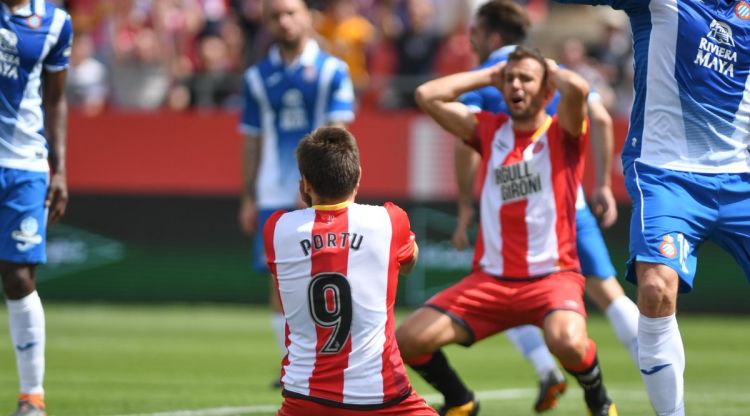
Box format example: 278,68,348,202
396,46,617,416
450,1,638,412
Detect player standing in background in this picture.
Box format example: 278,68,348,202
398,47,617,416
266,127,437,416
451,1,638,412
238,0,355,386
554,1,750,415
0,1,72,415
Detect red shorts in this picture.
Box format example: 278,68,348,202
426,270,586,344
277,389,437,416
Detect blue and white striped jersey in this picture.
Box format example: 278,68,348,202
557,0,750,173
0,0,72,173
240,40,355,209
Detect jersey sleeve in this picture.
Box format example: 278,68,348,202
326,60,355,124
263,210,287,276
468,111,505,156
240,69,262,137
43,12,73,72
384,202,416,265
459,89,484,114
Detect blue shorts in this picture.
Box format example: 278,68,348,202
253,207,293,273
624,161,750,293
0,168,48,264
576,202,617,280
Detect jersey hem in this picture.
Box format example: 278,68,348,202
0,160,49,172
281,387,412,410
481,267,582,281
629,158,750,174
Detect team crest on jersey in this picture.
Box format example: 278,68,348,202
26,15,42,29
11,217,42,252
659,235,677,259
736,2,750,20
532,140,545,154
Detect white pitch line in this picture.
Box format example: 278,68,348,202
111,405,278,416
114,387,649,416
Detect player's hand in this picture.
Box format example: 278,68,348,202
451,204,475,250
545,58,560,90
452,224,471,251
591,185,618,229
45,172,68,224
239,195,258,235
489,61,507,90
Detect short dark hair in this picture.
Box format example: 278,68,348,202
507,45,549,85
476,0,530,46
296,126,360,200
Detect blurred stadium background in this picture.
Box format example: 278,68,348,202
10,0,750,414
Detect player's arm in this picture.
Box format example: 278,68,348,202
587,98,618,228
399,241,419,276
43,69,69,224
240,133,262,235
451,90,485,250
548,61,590,138
414,65,503,142
239,73,263,235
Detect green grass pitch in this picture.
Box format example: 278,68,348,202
0,304,747,415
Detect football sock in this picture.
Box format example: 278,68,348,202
563,340,608,410
6,291,45,395
409,349,473,407
605,295,639,364
638,314,685,416
271,312,287,356
506,325,558,378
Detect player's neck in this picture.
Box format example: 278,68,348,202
278,37,309,65
2,0,30,13
512,111,549,133
310,193,356,210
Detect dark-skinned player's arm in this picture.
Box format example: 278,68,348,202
42,69,69,224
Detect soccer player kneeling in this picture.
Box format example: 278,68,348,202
264,127,437,416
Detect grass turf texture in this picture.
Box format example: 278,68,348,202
0,305,747,415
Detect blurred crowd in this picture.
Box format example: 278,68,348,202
58,0,634,117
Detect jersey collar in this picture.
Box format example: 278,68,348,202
312,200,352,211
269,39,320,70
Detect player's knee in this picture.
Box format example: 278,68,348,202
0,262,36,300
637,275,676,315
396,323,439,360
546,329,587,364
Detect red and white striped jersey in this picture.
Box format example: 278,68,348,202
264,201,416,409
468,112,588,278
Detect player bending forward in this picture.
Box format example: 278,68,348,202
264,126,437,416
396,47,617,416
